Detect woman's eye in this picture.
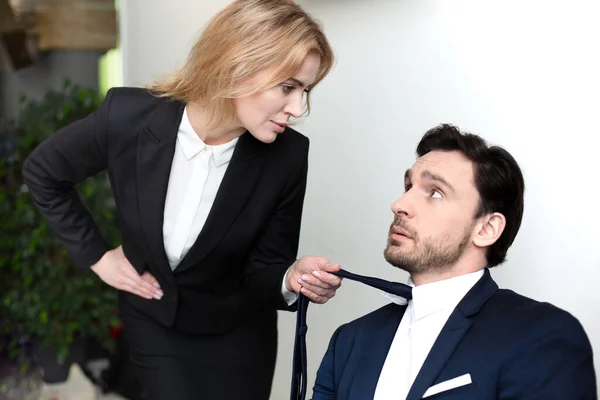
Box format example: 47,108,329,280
282,85,294,94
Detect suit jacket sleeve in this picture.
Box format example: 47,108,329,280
242,136,309,311
22,88,116,269
312,324,345,400
498,309,597,399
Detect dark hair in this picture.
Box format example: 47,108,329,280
416,123,525,267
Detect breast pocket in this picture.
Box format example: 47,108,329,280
422,373,481,399
423,384,479,399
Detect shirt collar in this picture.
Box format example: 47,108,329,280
409,269,485,321
178,106,239,167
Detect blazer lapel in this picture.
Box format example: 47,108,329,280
174,131,265,273
136,98,184,280
406,269,498,400
347,305,406,400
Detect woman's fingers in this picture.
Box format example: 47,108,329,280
119,264,163,299
141,272,163,299
141,271,161,288
91,246,163,300
121,282,153,299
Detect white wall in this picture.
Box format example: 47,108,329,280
120,0,600,398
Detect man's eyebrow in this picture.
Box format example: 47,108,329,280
422,170,455,192
404,169,456,192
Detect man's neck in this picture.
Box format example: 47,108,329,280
410,262,487,286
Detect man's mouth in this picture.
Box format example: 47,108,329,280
391,225,412,239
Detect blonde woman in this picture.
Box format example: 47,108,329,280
22,0,341,398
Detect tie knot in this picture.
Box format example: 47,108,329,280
332,269,413,301
391,282,413,300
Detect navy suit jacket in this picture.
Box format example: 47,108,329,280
313,269,597,399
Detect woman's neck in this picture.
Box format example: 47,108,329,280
186,102,246,146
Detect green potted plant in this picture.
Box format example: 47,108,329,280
0,79,122,384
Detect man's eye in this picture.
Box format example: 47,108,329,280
431,190,442,199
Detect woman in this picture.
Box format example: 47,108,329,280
22,0,341,398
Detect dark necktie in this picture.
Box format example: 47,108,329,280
290,268,413,400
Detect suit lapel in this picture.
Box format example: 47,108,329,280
347,305,406,400
174,131,265,273
405,310,473,400
136,98,184,280
406,269,498,400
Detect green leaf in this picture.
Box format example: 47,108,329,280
39,311,48,324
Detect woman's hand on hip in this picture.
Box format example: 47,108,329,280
286,256,342,304
91,245,163,300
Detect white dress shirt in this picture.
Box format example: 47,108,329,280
162,107,238,269
373,269,484,400
162,107,297,301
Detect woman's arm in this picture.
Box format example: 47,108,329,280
22,88,162,300
22,89,116,269
241,137,310,310
241,137,341,309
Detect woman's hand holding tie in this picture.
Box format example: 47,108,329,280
286,256,343,304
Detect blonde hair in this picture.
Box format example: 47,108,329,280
148,0,335,128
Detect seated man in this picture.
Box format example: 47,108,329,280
312,124,596,399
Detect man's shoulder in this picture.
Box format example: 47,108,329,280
490,288,574,320
333,303,402,340
485,288,589,341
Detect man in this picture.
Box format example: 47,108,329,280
312,124,596,399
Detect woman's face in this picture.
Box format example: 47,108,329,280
233,53,321,143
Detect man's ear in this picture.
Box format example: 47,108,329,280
473,212,506,249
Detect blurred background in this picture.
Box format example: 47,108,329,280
1,1,126,398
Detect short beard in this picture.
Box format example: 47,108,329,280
384,227,471,275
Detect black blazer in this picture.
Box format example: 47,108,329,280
22,87,308,334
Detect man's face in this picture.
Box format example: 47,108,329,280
384,150,482,275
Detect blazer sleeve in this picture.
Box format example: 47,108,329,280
497,309,597,399
241,136,309,311
312,324,344,400
22,88,116,269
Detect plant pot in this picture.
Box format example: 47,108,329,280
32,336,87,384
